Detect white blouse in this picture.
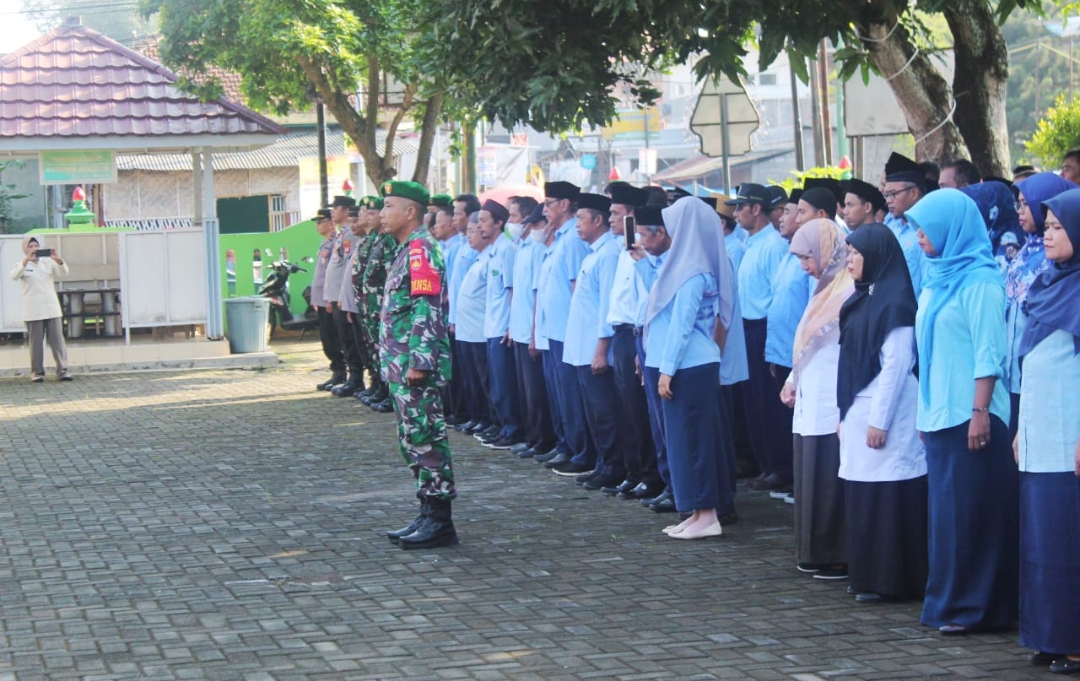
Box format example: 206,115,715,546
9,257,68,322
792,339,841,437
838,327,927,483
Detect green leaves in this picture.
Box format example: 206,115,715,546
1025,94,1080,167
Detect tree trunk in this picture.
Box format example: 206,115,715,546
411,93,444,186
943,2,1011,178
857,17,969,164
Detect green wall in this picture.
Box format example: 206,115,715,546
220,220,324,317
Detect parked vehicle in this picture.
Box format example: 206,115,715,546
259,257,318,337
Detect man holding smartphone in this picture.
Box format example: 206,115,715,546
603,184,663,499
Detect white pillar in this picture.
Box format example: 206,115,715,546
192,150,203,225
202,149,224,339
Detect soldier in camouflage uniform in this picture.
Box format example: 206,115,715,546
354,197,396,413
350,197,384,405
378,180,457,550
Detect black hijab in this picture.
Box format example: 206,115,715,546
837,223,918,420
1019,188,1080,357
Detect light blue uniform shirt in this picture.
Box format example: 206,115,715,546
482,235,516,339
563,231,621,367
1004,299,1030,394
641,272,721,375
737,225,789,320
454,251,488,343
633,252,665,326
447,243,477,326
1017,329,1080,472
725,232,746,273
915,281,1010,432
509,239,544,345
884,214,926,297
442,233,464,285
733,225,749,243
765,252,812,367
535,217,587,344
721,257,750,386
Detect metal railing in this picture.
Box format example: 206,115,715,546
104,217,194,231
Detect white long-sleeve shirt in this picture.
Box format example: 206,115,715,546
10,256,68,322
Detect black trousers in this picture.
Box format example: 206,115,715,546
742,318,793,479
513,342,556,450
318,307,344,374
611,326,659,484
575,365,626,480
462,340,495,425
333,306,363,376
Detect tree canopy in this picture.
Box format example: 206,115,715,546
143,0,449,186
435,0,1053,177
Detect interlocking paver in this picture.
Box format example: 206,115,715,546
0,338,1051,680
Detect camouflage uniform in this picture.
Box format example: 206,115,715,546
379,225,455,500
351,230,377,373
358,232,397,381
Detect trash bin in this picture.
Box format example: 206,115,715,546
224,296,270,353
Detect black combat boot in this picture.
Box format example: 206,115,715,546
371,396,394,413
386,499,428,544
360,378,384,405
399,497,458,549
331,372,363,397
316,371,341,391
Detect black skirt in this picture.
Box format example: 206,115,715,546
845,476,929,600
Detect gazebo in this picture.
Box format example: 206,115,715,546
0,16,286,342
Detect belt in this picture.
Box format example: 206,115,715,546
634,326,643,337
613,323,635,334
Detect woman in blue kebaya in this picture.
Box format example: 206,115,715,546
641,196,735,540
1006,173,1076,436
906,188,1019,636
1014,188,1080,675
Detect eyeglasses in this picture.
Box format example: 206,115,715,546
543,198,561,207
1016,198,1028,212
882,185,916,200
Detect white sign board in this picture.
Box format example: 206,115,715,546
0,236,27,332
691,76,760,158
119,229,207,329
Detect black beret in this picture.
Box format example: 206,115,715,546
544,181,580,201
609,184,648,207
635,205,665,227
576,192,612,213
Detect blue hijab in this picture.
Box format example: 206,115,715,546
906,189,1004,403
1019,188,1080,357
960,181,1021,254
1007,173,1077,306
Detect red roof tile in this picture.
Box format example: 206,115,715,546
0,18,285,140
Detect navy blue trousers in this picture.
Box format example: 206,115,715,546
742,319,793,479
921,416,1019,630
514,343,556,451
460,341,494,426
662,363,733,515
486,337,522,440
548,341,595,467
541,342,572,456
611,326,658,484
640,362,672,490
575,364,626,480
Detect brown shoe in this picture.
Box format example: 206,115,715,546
751,473,792,492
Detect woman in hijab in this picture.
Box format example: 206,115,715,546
960,181,1022,256
837,224,927,604
9,234,71,382
780,219,854,578
1014,188,1080,674
1005,173,1076,437
642,196,735,540
906,188,1018,636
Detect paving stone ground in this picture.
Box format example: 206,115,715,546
0,337,1050,680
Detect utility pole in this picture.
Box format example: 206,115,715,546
316,99,328,207
818,39,833,167
789,56,806,172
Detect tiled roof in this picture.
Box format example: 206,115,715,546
0,18,285,141
132,36,246,105
115,129,421,172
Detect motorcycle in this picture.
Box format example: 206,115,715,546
258,256,319,337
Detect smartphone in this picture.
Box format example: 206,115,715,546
35,248,52,257
623,215,636,250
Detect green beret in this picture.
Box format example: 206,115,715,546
429,193,453,208
380,180,429,207
359,195,383,210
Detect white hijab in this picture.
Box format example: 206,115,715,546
646,197,735,330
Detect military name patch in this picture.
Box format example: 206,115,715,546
409,239,441,296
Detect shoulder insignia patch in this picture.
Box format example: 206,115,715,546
409,239,441,296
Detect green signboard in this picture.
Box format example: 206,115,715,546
39,150,117,185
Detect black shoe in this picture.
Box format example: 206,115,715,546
542,452,572,468
584,475,623,491
362,385,387,405
387,500,428,544
621,481,664,500
642,488,673,507
371,398,394,413
331,376,362,397
516,447,540,459
511,443,531,454
574,470,600,485
854,592,885,604
552,460,593,476
751,473,793,492
474,425,500,441
718,509,739,525
1031,652,1060,667
485,436,524,450
316,375,338,391
453,420,477,432
59,374,74,382
603,478,639,496
444,414,466,427
534,448,561,463
650,497,677,513
1049,658,1080,674
813,566,849,580
465,421,490,434
399,499,458,550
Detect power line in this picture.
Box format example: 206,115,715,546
0,3,142,16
